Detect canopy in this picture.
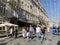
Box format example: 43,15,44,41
0,22,18,37
0,24,5,27
4,22,14,26
0,22,18,27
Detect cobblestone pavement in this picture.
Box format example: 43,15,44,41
0,32,60,45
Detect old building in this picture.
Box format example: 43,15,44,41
0,0,48,26
19,0,48,25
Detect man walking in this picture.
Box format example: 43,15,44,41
29,25,34,39
36,25,41,40
41,25,47,43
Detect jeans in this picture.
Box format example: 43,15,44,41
29,31,33,39
40,34,44,42
36,32,44,42
36,32,41,39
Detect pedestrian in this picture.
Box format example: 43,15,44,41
14,29,18,39
29,25,34,39
36,25,41,41
26,27,29,39
33,26,36,34
10,27,13,38
47,25,50,33
41,25,47,43
22,27,26,38
58,25,60,34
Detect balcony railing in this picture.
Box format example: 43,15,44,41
0,1,41,24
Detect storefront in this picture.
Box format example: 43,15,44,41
0,22,18,36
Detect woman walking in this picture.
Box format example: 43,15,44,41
29,25,34,39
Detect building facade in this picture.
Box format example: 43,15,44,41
19,0,48,25
0,0,48,25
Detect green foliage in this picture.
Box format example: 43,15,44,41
18,26,22,32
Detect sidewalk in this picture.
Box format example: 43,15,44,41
0,37,9,42
0,32,59,45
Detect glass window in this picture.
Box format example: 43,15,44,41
3,27,5,30
0,27,1,30
28,6,29,8
30,5,32,9
0,6,3,13
22,1,23,4
25,4,27,6
3,7,5,14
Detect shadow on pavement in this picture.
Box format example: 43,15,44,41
57,41,60,45
16,43,21,45
0,43,7,45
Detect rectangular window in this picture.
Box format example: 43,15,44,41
3,27,5,30
22,1,23,4
0,27,1,30
30,5,32,9
0,6,3,13
3,7,5,14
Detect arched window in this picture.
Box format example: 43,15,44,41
30,5,32,9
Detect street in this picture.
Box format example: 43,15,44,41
0,32,60,45
0,0,60,45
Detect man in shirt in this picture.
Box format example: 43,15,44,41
36,25,41,40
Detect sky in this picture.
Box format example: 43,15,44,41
40,0,60,23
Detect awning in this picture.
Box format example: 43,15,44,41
0,22,18,27
0,24,5,27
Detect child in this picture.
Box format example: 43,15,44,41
22,27,26,38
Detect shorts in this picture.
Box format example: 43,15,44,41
22,33,26,37
26,32,29,37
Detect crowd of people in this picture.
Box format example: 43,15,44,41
22,24,49,43
9,24,60,43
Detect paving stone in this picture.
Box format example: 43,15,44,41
0,33,60,45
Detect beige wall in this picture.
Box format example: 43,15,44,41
19,0,48,24
0,0,48,24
